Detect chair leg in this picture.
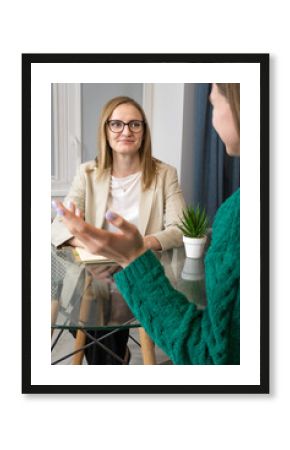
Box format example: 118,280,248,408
72,273,94,365
138,328,156,365
51,299,59,337
72,329,86,365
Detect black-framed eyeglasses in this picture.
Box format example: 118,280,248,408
106,120,145,133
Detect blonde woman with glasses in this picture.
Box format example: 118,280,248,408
52,96,186,364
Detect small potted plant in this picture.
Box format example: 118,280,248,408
178,205,209,259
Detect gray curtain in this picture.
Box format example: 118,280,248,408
192,84,240,225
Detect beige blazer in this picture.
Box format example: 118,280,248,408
51,160,186,251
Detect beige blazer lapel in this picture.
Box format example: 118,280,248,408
138,174,157,235
94,169,111,228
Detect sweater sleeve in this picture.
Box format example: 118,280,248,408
114,250,237,365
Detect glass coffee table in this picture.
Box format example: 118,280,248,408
51,245,206,365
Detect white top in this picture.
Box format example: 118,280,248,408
106,171,142,233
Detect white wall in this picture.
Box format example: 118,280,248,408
180,84,196,205
149,83,196,205
149,83,184,175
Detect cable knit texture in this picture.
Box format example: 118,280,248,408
115,189,240,365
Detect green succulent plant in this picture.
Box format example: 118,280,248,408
178,205,209,238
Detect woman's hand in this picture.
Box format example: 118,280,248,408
52,201,147,267
143,235,162,251
86,264,120,283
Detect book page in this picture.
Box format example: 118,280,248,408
74,247,114,263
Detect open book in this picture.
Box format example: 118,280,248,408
73,247,114,264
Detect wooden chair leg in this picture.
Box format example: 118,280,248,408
72,273,94,365
138,328,156,365
72,329,86,365
51,299,59,337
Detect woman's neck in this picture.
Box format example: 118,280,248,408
112,154,141,178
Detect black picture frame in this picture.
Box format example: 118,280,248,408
22,53,269,394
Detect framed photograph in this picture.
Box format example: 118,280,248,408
22,53,269,394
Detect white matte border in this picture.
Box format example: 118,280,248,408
30,61,260,386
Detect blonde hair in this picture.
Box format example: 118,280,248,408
96,96,156,190
216,83,240,135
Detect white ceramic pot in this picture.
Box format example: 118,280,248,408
183,235,207,259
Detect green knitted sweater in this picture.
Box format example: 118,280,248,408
115,189,240,365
